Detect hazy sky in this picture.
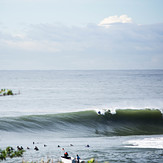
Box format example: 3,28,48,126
0,0,163,70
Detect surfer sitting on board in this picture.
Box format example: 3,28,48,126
64,152,69,158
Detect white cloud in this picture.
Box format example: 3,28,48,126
1,22,162,55
0,19,163,70
1,40,60,53
98,15,133,27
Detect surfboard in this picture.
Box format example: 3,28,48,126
60,156,74,163
60,156,85,163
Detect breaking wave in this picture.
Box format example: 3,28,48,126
0,109,163,136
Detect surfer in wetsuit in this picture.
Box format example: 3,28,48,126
76,154,80,163
64,152,68,158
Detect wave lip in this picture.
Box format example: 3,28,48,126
108,109,163,122
0,109,163,136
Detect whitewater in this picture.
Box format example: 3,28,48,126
0,70,163,163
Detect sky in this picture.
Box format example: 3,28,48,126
0,0,163,70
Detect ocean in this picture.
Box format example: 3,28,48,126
0,70,163,163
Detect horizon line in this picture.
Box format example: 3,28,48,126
0,69,163,71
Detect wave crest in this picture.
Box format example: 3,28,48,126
0,109,163,136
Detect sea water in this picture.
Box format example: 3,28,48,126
0,70,163,163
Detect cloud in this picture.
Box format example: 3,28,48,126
2,40,60,53
0,17,163,70
98,15,133,27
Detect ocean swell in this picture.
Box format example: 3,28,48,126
0,109,163,136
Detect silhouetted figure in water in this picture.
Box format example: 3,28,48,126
86,144,90,147
76,154,80,163
44,144,47,147
17,146,23,150
34,146,39,151
58,145,60,147
64,152,68,158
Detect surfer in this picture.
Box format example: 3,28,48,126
64,152,69,158
17,146,21,150
105,109,111,115
76,154,80,163
17,146,23,150
34,146,39,151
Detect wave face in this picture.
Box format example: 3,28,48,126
0,109,163,136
